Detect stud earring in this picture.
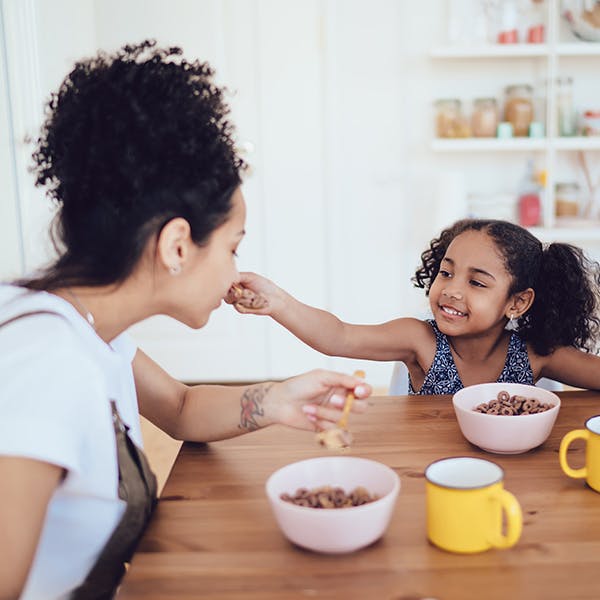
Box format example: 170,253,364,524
169,265,181,275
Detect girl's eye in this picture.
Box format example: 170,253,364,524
470,280,485,288
439,270,451,278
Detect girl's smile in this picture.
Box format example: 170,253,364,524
439,304,467,319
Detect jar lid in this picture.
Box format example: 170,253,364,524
555,182,580,191
434,98,461,106
505,84,533,94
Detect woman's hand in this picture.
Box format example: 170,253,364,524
265,369,371,433
225,272,286,316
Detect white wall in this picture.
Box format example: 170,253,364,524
1,0,97,274
0,3,22,280
1,0,599,387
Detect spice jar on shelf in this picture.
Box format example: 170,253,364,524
555,182,580,218
497,0,519,43
434,99,470,138
504,84,534,137
526,0,545,43
471,98,499,138
581,110,600,136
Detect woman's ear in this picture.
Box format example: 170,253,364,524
156,218,192,275
506,288,535,319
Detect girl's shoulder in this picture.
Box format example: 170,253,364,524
390,317,438,366
524,340,554,372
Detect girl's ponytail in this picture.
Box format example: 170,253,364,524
522,243,600,355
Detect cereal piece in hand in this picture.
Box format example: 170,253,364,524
228,284,269,310
316,428,353,449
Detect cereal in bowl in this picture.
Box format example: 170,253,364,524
474,390,553,416
280,485,378,508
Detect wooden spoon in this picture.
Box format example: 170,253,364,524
316,370,365,449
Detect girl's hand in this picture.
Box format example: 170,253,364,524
265,369,371,432
225,271,285,315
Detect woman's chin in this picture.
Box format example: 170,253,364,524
170,303,217,329
191,314,211,329
175,311,211,330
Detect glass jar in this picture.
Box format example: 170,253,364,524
497,0,518,43
557,77,576,137
434,99,469,138
581,110,600,136
504,84,534,137
555,182,580,217
471,98,499,137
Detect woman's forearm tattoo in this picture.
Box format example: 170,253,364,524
239,384,273,431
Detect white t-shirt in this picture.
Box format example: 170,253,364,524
0,284,142,599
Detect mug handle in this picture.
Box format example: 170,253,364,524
559,429,589,479
491,489,523,549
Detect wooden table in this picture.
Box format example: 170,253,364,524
118,392,600,600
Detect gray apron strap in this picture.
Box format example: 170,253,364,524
71,401,157,599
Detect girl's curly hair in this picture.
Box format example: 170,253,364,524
23,39,245,289
412,219,600,355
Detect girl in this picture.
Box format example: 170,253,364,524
0,41,370,600
230,218,600,393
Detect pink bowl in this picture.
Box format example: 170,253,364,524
265,456,400,553
453,382,561,454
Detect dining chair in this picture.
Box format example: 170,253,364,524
388,361,563,395
388,361,410,395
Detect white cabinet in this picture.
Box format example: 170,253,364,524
431,0,600,242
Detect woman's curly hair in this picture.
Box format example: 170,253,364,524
24,39,245,289
412,219,600,355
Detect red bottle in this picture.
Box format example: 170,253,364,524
519,192,541,226
527,24,545,43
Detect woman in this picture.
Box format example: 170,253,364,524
0,40,370,600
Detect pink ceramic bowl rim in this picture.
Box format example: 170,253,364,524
453,385,561,417
265,456,401,512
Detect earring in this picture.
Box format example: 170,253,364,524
506,314,518,331
169,265,181,275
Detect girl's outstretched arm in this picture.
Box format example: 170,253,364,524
226,271,429,362
534,345,600,391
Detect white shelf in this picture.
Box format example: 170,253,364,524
432,137,600,152
430,44,548,58
432,138,547,152
430,42,600,59
529,225,600,243
557,42,600,56
432,0,600,242
552,137,600,151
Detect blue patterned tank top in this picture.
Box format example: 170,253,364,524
408,319,534,395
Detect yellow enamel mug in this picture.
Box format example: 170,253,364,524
559,414,600,493
425,457,523,554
